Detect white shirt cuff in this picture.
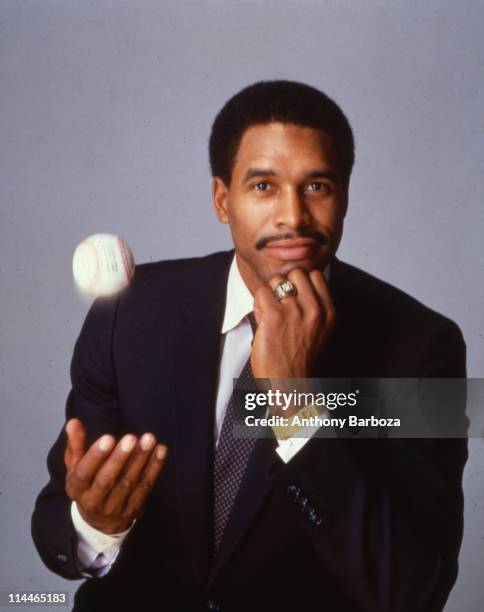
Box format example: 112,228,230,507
70,501,134,575
276,423,320,463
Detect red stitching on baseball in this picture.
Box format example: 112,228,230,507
118,236,133,283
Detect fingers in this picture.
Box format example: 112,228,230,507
86,434,139,504
308,269,335,327
253,283,283,327
254,267,335,335
64,418,87,470
65,433,116,498
267,274,297,305
287,268,321,316
122,444,167,519
265,269,320,317
102,433,156,513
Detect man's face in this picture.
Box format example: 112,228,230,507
213,122,348,294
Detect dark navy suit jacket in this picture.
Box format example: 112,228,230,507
32,250,468,612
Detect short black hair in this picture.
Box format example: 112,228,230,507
209,80,355,188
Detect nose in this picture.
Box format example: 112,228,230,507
274,187,310,231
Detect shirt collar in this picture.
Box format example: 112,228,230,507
221,255,331,335
221,256,254,334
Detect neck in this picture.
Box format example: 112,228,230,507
234,253,262,296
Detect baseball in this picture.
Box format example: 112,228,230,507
72,233,135,297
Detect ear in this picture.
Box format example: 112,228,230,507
212,177,230,224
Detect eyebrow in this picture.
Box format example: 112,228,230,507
242,168,277,183
242,167,339,184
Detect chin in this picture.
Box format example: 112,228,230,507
269,258,324,277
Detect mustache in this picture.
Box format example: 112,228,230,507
255,230,328,250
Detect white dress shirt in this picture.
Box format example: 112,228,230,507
71,255,327,575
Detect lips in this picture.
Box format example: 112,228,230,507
265,238,320,261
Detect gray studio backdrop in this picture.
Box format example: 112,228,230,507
1,1,483,610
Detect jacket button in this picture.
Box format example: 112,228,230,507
296,495,309,511
57,554,68,562
308,510,323,527
286,484,300,501
305,506,316,518
306,507,318,522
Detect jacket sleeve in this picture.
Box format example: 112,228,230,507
31,295,124,579
270,319,468,612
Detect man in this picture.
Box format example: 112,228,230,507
32,80,467,612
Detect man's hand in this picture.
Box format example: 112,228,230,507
251,267,335,412
64,418,167,534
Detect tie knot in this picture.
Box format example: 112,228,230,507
247,311,257,335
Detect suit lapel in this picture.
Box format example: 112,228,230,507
171,251,232,587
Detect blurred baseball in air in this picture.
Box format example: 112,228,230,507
72,233,135,297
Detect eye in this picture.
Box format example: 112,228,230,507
253,181,271,191
306,182,331,193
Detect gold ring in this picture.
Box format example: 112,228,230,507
273,280,298,301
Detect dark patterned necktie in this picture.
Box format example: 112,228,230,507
213,312,258,554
